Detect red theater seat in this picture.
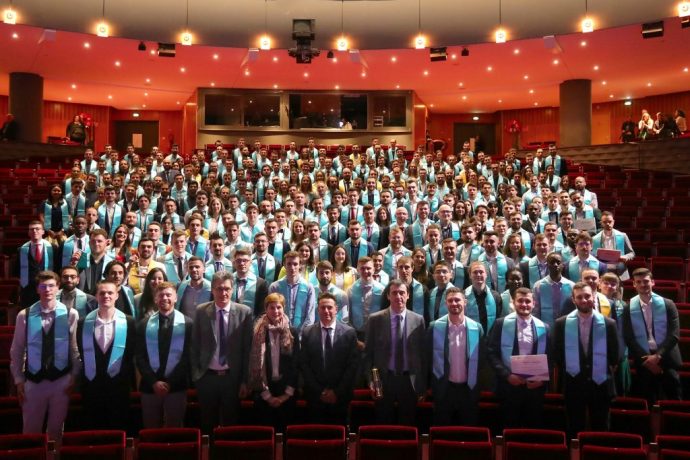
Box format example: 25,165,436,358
212,426,274,460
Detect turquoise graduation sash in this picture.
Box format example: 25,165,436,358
528,258,543,288
629,294,667,353
411,222,424,248
62,237,89,270
565,310,607,384
411,280,425,316
568,257,600,281
58,289,89,318
382,247,411,274
20,243,53,288
457,243,483,263
146,310,185,377
82,309,128,380
27,302,69,374
431,315,480,388
452,263,465,288
500,313,546,372
252,255,276,281
536,278,574,327
465,285,497,331
480,254,508,292
278,280,309,327
429,285,452,319
349,281,384,330
592,231,625,255
97,205,122,237
271,240,284,264
519,230,532,255
175,279,212,310
234,274,258,309
425,247,443,269
345,239,370,261
43,201,70,232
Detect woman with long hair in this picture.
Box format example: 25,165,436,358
289,219,307,250
330,244,358,291
412,248,432,289
453,200,468,225
375,206,392,228
160,215,175,246
503,233,529,266
40,184,70,244
205,196,224,234
66,114,87,144
248,293,299,432
108,224,131,262
134,267,168,318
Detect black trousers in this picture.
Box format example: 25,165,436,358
195,372,240,435
433,382,480,426
497,381,546,428
374,373,418,426
564,377,611,440
633,365,682,404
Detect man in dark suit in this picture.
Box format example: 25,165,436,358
190,271,253,434
554,282,619,440
232,249,268,317
622,268,683,403
77,280,136,430
427,286,485,426
135,282,193,428
364,279,426,425
300,292,360,425
488,288,550,428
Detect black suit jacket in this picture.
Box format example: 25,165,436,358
553,313,619,394
77,314,136,393
135,312,193,393
300,320,359,403
260,327,300,395
487,316,552,382
621,297,682,370
250,278,270,318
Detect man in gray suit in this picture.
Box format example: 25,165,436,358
190,271,253,434
364,279,426,425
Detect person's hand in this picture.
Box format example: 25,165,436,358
643,355,663,375
64,376,75,395
267,396,282,408
16,382,25,405
526,380,543,390
153,381,170,396
320,389,337,404
507,374,525,386
356,340,365,351
238,383,249,399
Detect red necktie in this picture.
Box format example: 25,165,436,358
350,207,356,221
35,243,42,264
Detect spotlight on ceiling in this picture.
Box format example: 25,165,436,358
461,47,469,57
138,41,146,51
327,50,334,59
430,47,447,62
641,21,664,39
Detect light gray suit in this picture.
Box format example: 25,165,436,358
190,300,253,433
363,307,426,424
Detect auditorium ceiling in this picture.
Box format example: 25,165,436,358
0,0,688,113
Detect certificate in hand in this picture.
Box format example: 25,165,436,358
510,354,550,381
596,249,621,263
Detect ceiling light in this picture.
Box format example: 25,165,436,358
414,34,427,49
67,97,72,101
498,99,502,103
335,85,340,90
534,102,539,106
495,28,507,43
176,101,180,105
142,104,147,108
96,21,109,37
647,82,652,86
513,48,520,54
461,47,469,57
180,67,186,72
472,116,479,121
84,42,91,49
413,0,426,48
150,49,156,55
450,53,457,59
212,53,219,60
391,56,397,62
396,84,400,89
333,57,338,62
273,84,278,88
336,37,349,51
3,7,17,24
624,100,632,106
11,32,18,39
462,95,467,100
145,78,151,83
114,60,121,67
180,0,193,45
529,89,534,94
259,35,271,50
96,0,109,37
684,67,689,72
71,84,77,89
593,65,599,70
361,72,366,77
580,40,587,46
487,66,493,71
679,2,690,17
523,75,529,79
581,17,594,33
132,112,140,118
609,94,614,98
108,95,113,99
423,70,429,76
602,80,607,85
553,59,559,64
429,104,434,108
303,72,309,77
144,92,148,96
138,41,146,51
180,31,193,46
458,82,464,87
210,82,215,87
272,56,278,62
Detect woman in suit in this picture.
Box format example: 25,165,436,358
248,293,300,432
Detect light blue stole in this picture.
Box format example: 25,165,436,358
62,237,90,270
382,246,411,274
429,284,453,319
58,289,90,318
252,255,276,281
536,278,574,327
82,309,128,380
451,263,465,288
432,315,481,388
592,231,625,255
349,281,384,330
411,221,424,248
145,310,185,377
276,280,310,327
26,302,69,374
565,310,607,384
500,313,546,372
465,285,497,331
527,257,543,288
20,243,53,288
175,279,212,309
410,280,425,316
43,201,70,232
480,254,509,292
187,238,208,259
234,273,258,309
271,240,284,265
457,243,483,263
344,239,370,262
568,257,600,281
97,205,122,237
519,229,532,255
629,294,667,353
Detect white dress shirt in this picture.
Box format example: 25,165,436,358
95,314,116,353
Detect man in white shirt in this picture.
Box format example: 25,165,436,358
10,271,80,442
77,280,136,429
